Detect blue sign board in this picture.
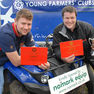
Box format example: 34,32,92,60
1,0,94,41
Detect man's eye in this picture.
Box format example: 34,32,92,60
71,17,75,19
65,17,69,19
22,23,25,25
28,24,31,26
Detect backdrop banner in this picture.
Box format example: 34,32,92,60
1,0,94,41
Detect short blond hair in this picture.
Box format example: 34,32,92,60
16,8,33,21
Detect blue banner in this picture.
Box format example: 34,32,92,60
12,0,94,12
1,0,94,41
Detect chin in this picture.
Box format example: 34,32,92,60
67,26,73,29
22,33,28,36
67,27,72,30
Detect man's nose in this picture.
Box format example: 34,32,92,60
68,18,72,22
24,24,28,29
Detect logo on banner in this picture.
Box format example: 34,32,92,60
13,0,24,10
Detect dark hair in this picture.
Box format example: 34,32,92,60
16,8,33,21
62,6,77,17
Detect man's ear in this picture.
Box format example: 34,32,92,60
14,18,16,22
14,18,17,25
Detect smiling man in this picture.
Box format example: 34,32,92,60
52,6,94,94
0,8,50,94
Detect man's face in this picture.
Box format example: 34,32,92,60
63,12,76,31
15,17,32,36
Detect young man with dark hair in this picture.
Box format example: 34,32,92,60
53,6,94,94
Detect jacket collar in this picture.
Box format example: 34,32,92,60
59,22,79,39
12,23,21,37
59,25,69,39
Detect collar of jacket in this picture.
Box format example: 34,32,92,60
58,22,79,39
59,25,69,39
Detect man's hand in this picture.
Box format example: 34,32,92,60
62,54,75,63
38,62,50,70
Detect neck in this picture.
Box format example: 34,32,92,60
71,25,76,32
71,28,74,32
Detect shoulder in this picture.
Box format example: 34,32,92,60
0,23,14,34
0,23,15,40
54,23,64,33
0,23,15,36
77,20,93,28
1,23,13,30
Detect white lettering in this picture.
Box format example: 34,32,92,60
25,1,47,7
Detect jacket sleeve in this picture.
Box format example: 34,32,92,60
80,21,94,59
81,21,94,38
52,27,63,60
88,24,94,38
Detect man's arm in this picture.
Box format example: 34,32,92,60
5,51,20,67
0,34,21,66
5,51,50,69
53,27,75,63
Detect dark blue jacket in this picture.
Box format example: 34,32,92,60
0,23,35,65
